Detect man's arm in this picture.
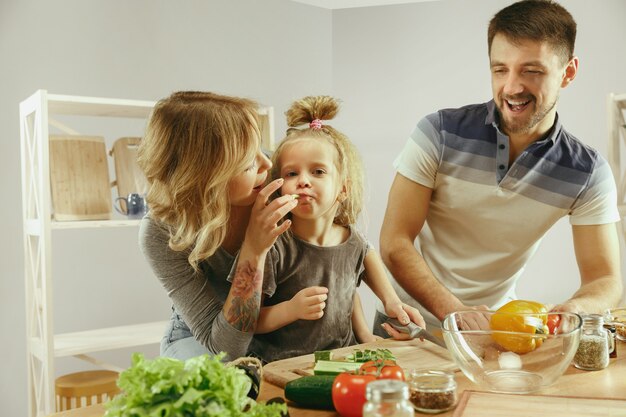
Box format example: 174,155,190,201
380,174,486,322
553,223,623,313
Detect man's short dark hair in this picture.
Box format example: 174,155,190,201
488,0,577,64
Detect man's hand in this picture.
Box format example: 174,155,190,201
288,286,329,320
550,300,584,315
381,302,427,339
453,304,491,331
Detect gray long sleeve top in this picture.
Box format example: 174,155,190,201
139,215,271,360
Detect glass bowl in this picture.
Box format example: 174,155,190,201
604,307,626,341
442,311,582,394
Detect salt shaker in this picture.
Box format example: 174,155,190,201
362,379,414,417
573,314,610,371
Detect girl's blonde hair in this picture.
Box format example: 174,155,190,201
271,95,363,226
138,91,261,269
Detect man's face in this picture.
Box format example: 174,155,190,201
490,33,575,138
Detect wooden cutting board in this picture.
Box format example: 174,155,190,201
49,135,112,221
109,137,149,205
453,390,626,417
263,338,457,388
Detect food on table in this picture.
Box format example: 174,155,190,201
103,353,285,417
313,360,363,375
546,313,561,335
490,300,549,354
359,359,405,381
345,348,396,362
284,375,336,410
314,350,333,362
332,372,377,417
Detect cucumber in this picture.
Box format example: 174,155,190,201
284,375,336,410
313,360,363,376
313,350,333,362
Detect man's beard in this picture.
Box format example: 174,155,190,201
498,94,558,135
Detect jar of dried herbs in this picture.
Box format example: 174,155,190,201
573,314,610,371
407,370,457,414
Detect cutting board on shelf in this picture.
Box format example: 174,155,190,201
453,390,626,417
262,338,457,388
109,137,148,207
49,135,112,221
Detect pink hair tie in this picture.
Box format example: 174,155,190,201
310,119,323,130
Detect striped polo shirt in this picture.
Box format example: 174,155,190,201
388,100,619,327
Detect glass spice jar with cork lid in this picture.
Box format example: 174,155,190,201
573,314,610,371
407,370,457,414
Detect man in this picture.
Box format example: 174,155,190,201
375,0,623,333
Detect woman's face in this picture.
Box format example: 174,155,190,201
228,147,272,206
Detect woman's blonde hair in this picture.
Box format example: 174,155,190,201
138,91,260,269
271,95,363,226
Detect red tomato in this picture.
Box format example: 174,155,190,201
547,314,561,334
359,359,405,381
332,372,376,417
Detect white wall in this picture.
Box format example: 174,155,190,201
0,0,332,415
332,0,626,317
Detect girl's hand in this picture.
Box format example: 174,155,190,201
288,286,329,320
358,333,384,344
245,178,297,255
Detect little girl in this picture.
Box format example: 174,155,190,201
246,96,425,362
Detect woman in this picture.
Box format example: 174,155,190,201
138,91,297,360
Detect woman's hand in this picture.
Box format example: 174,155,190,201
288,286,329,320
245,178,297,255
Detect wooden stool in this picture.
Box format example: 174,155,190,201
55,370,121,411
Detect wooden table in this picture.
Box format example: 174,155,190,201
49,340,626,417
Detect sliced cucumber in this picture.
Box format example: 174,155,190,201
313,360,363,376
313,350,333,362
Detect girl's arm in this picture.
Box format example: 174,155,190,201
256,286,329,334
362,249,427,333
351,292,380,343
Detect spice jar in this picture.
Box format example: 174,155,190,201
603,323,617,359
407,370,457,414
573,314,610,371
362,379,414,417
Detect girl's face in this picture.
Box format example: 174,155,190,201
278,138,345,221
228,147,272,206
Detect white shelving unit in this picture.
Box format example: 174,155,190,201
19,90,275,417
19,90,163,417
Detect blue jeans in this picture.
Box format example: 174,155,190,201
160,309,212,361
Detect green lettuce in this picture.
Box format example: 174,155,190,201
104,353,285,417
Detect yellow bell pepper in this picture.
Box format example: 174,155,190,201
490,300,549,354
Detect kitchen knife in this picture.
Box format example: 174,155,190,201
385,318,447,349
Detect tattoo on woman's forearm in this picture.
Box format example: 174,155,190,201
226,261,262,331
